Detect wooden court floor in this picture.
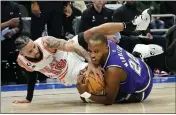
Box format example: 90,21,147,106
1,83,175,113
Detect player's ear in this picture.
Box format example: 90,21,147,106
106,45,109,51
19,51,23,55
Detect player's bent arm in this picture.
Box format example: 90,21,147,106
88,67,126,105
16,58,36,102
44,36,92,63
83,23,124,43
12,72,36,103
25,72,38,102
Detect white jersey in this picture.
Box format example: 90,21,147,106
17,35,88,85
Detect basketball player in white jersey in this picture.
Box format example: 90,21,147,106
13,8,151,104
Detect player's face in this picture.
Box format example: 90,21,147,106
21,40,41,59
93,1,106,7
88,40,108,65
126,1,136,6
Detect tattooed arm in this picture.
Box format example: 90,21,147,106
44,36,103,80
44,36,91,63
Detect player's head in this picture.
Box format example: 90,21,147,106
126,1,136,6
88,34,109,66
15,36,41,59
93,1,106,8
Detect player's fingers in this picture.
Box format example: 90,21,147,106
83,66,88,73
13,100,21,104
112,37,119,44
77,75,82,84
14,101,19,104
85,78,89,85
79,70,83,75
83,78,89,88
108,36,118,43
78,74,85,83
100,67,105,73
93,69,102,82
96,68,103,77
94,72,100,83
95,76,99,83
84,70,90,77
91,70,98,80
12,100,17,103
96,69,103,80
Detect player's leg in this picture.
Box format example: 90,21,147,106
115,79,153,103
115,92,143,103
114,83,153,103
115,62,153,103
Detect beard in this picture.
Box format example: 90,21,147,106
100,52,109,67
25,47,43,62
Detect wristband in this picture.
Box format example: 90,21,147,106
11,29,16,34
114,32,121,40
80,92,91,99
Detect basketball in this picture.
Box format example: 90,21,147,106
82,73,105,95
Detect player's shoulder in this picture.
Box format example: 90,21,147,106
35,36,52,47
36,36,51,41
16,54,34,72
106,66,127,81
34,36,45,43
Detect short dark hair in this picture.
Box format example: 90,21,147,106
15,35,30,50
63,1,71,7
89,34,108,45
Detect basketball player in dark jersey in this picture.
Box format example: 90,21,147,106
76,34,153,105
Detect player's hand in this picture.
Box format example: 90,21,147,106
85,63,104,82
146,33,153,39
76,74,88,94
12,99,30,104
79,67,88,75
106,35,119,44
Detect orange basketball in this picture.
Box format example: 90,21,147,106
83,73,105,95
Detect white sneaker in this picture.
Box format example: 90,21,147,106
132,8,151,30
133,44,164,59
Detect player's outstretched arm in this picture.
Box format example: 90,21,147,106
44,36,91,62
89,23,124,35
76,67,127,105
83,23,125,43
83,8,152,43
12,71,37,104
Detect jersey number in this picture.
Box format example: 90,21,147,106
127,52,142,76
